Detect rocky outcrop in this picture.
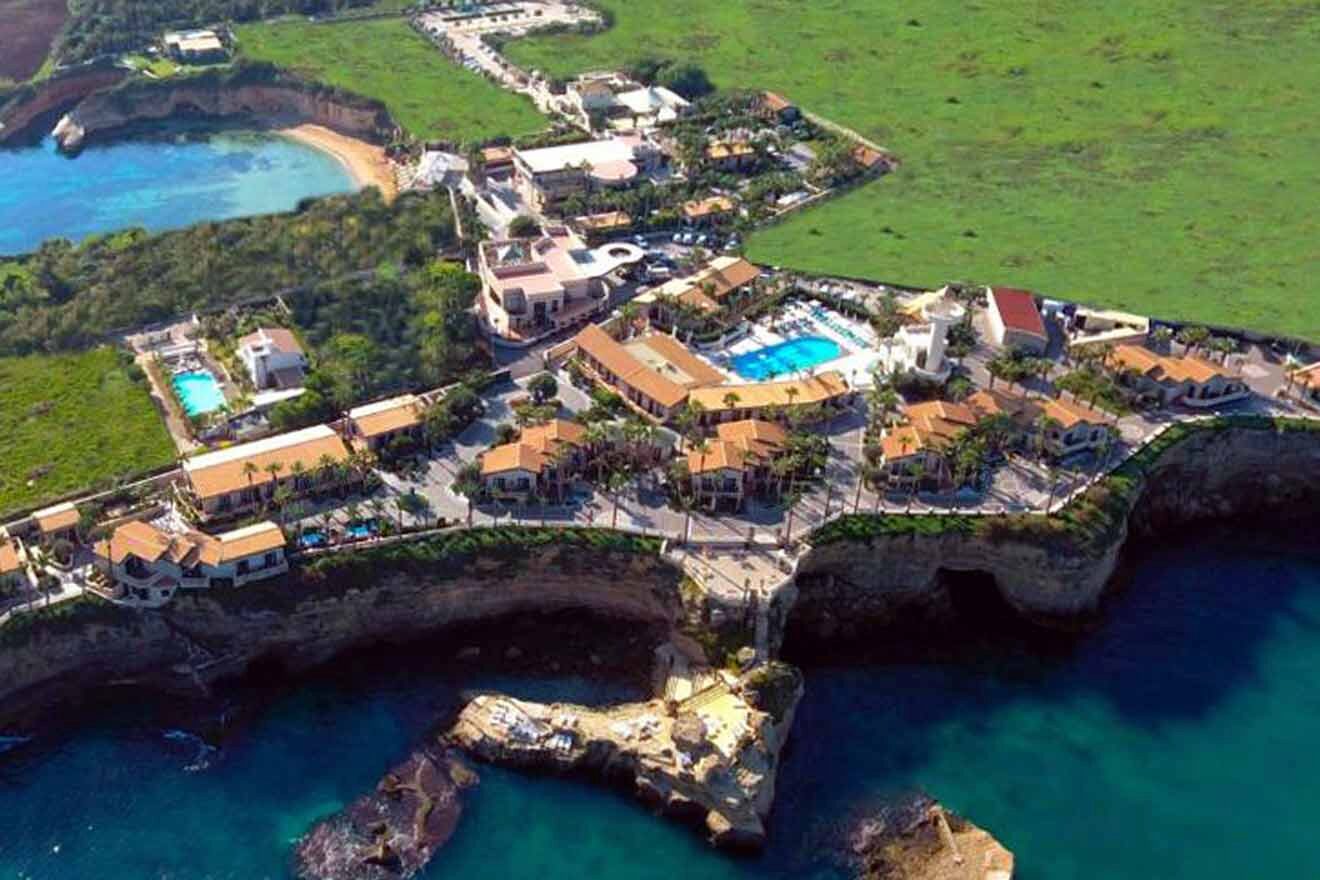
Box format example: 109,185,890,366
295,747,477,880
788,424,1320,644
846,793,1014,880
0,64,127,144
0,542,684,727
447,661,803,850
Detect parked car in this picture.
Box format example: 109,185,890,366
672,233,683,244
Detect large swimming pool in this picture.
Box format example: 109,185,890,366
172,370,226,417
730,335,842,381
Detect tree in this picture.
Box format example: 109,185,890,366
507,215,541,238
528,372,559,405
1176,325,1211,355
657,62,714,99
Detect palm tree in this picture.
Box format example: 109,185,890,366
317,453,339,488
290,460,306,492
1151,326,1174,352
273,485,293,526
605,466,629,530
1176,325,1210,355
868,385,900,431
722,391,742,415
263,461,284,509
905,458,925,513
242,461,260,505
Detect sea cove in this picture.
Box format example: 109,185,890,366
2,532,1319,879
0,120,356,256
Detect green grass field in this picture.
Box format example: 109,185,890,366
508,1,1320,340
0,349,175,518
236,17,546,142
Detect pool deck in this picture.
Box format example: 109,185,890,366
711,301,882,387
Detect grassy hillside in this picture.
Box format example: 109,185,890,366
507,1,1320,340
236,17,545,142
0,349,175,517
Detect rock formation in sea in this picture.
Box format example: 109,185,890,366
845,793,1014,880
295,747,478,880
446,660,804,849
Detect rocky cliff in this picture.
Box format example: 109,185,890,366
0,65,128,144
0,541,684,727
786,423,1320,645
52,75,393,151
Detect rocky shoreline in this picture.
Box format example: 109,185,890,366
2,423,1319,871
447,660,804,850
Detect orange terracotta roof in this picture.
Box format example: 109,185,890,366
33,502,79,534
688,439,745,474
95,520,283,569
852,145,889,169
682,196,736,219
1038,397,1108,430
481,442,549,476
482,146,514,164
239,327,303,355
706,140,755,160
519,418,587,454
350,394,424,438
572,325,697,410
629,334,727,387
687,371,850,411
213,521,286,563
1110,344,1224,384
0,539,23,575
964,387,1032,421
183,425,351,501
882,400,977,461
880,424,925,462
989,287,1047,338
1294,362,1320,390
574,211,632,231
761,91,795,112
716,418,788,462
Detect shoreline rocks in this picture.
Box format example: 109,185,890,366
295,747,477,880
847,793,1014,880
446,661,804,850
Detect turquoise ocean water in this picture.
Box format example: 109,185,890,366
2,534,1318,879
0,121,355,256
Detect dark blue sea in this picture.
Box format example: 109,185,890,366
2,533,1317,879
0,120,355,256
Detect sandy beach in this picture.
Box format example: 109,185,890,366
279,123,397,202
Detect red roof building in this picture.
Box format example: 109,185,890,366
987,287,1048,354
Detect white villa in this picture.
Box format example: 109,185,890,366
512,135,658,213
986,287,1049,354
560,72,689,131
94,520,287,607
877,291,966,382
478,226,641,342
237,327,308,390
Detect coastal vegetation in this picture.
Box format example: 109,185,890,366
0,188,455,357
507,0,1320,340
235,17,546,141
0,348,174,517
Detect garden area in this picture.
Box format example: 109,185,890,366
0,349,174,518
506,0,1320,340
235,17,545,142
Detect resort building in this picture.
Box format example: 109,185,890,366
561,73,690,131
0,535,28,591
32,502,80,544
613,85,690,127
1291,362,1320,408
687,371,853,425
93,520,287,607
481,146,515,177
876,292,966,382
878,401,979,489
1064,307,1150,354
571,325,725,421
573,211,633,242
478,226,642,342
688,419,787,511
1108,344,1250,409
237,327,308,391
682,196,737,226
757,92,800,124
479,419,588,503
512,135,657,213
163,29,227,63
346,394,426,453
986,287,1049,355
705,139,757,172
1034,397,1114,457
649,256,762,319
181,424,354,520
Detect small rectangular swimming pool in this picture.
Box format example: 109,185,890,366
730,335,842,381
172,370,226,417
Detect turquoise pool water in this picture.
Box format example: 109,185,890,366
0,120,356,256
731,335,842,381
2,531,1319,879
171,370,226,417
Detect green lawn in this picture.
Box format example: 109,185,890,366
236,17,546,142
0,349,175,518
507,1,1320,341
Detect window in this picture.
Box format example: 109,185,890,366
263,552,278,568
237,560,250,575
